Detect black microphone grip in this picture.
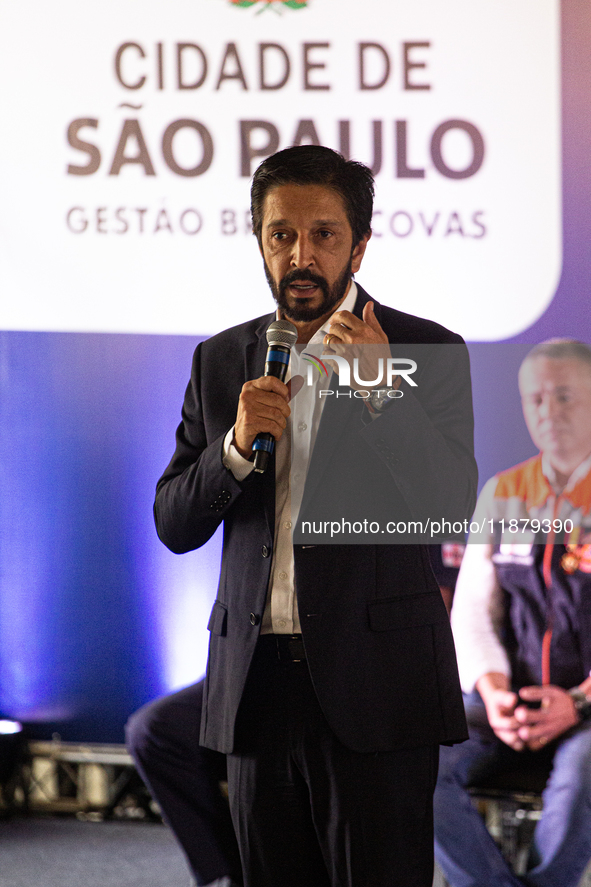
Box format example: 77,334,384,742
253,345,291,474
253,320,298,474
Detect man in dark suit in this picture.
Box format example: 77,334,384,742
154,145,477,887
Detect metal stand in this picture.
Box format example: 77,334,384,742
11,739,160,820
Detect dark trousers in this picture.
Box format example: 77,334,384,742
227,637,439,887
125,681,242,887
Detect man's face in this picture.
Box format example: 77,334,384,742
519,356,591,474
259,183,369,324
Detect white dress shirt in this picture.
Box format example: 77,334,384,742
222,283,359,634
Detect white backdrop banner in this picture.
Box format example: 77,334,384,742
0,0,560,339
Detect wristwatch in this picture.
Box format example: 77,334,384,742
568,687,591,721
367,387,400,413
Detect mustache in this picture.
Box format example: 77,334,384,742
280,268,328,290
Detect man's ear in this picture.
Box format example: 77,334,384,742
351,231,372,274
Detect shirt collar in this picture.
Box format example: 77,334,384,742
309,281,358,346
541,450,591,494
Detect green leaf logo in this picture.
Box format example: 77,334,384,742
228,0,308,12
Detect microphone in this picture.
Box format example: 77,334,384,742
253,318,298,474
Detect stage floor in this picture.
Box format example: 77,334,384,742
0,816,190,887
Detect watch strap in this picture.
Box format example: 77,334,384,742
568,687,591,721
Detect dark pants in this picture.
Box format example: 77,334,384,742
125,681,242,887
228,637,439,887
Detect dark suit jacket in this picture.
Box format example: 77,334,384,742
154,286,476,754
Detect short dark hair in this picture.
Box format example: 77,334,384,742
251,145,374,248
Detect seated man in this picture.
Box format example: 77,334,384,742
434,340,591,887
125,681,242,887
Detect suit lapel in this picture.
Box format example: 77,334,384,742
245,314,273,380
297,286,376,521
252,288,379,534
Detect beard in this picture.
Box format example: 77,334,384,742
264,261,352,323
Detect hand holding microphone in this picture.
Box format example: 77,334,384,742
233,319,298,474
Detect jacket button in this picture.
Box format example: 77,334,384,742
250,613,260,626
261,545,270,557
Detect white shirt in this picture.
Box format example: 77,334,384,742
222,283,359,634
